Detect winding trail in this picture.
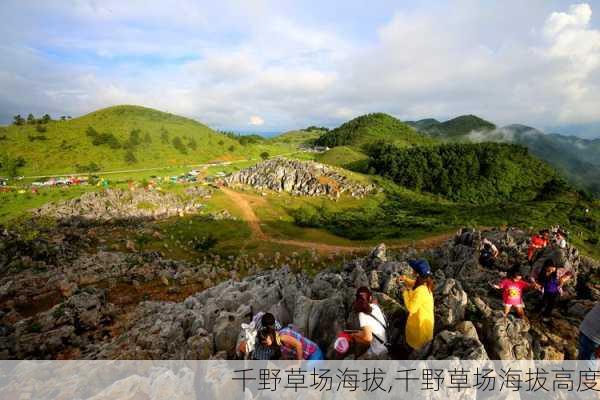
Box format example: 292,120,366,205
220,187,455,254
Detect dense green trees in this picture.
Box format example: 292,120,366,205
366,142,563,203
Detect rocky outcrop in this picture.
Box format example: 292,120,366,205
224,158,376,198
32,188,206,223
2,225,598,360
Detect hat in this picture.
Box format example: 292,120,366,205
334,332,352,355
408,259,431,277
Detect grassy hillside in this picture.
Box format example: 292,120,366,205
0,105,291,176
367,142,564,203
315,146,368,169
314,113,436,149
270,129,323,147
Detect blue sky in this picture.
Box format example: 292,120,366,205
1,0,600,138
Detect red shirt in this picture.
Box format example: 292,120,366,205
500,278,529,306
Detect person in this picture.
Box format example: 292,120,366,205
491,264,532,319
534,259,569,320
398,259,435,351
257,326,324,360
479,238,499,269
350,287,388,357
237,312,282,358
578,303,600,360
528,229,549,264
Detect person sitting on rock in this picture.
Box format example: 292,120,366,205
479,238,499,269
528,229,549,265
533,259,569,321
491,264,533,319
256,326,324,360
397,259,435,351
350,287,389,358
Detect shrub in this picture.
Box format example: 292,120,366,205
124,150,137,164
172,136,187,154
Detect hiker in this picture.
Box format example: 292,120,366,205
578,303,600,360
491,264,533,319
479,238,499,268
256,326,324,360
534,259,569,320
528,229,549,264
398,260,435,351
237,312,282,358
350,286,388,357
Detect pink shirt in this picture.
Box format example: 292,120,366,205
500,279,529,306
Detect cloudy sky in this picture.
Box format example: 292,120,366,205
1,1,600,137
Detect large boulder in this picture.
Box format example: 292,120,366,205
434,278,468,331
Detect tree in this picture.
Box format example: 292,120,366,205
124,150,137,164
13,115,25,126
260,151,270,160
27,114,36,124
172,136,187,154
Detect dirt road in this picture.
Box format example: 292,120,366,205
220,187,456,254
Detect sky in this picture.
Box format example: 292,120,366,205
1,1,600,138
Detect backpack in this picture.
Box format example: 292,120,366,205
365,310,394,352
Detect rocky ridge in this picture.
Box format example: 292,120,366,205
1,226,598,360
224,158,376,198
32,187,211,224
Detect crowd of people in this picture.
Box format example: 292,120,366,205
235,227,599,361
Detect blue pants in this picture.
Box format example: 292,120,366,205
578,332,600,360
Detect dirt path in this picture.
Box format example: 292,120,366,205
220,187,457,254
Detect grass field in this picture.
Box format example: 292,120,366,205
0,105,294,177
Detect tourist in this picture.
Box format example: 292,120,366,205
578,303,600,360
399,259,435,351
479,238,499,269
350,287,389,357
534,259,569,320
528,229,549,264
256,326,324,360
491,264,532,319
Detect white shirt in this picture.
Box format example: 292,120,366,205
358,303,387,355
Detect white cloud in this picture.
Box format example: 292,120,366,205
1,1,600,137
249,115,264,126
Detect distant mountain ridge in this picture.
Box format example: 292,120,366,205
406,115,600,196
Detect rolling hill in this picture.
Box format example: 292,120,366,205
314,113,436,149
0,105,290,176
407,116,600,197
406,114,496,137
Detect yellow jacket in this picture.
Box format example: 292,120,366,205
402,278,435,350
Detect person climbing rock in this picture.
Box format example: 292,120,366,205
350,286,389,357
491,264,533,319
257,326,323,360
398,259,435,351
528,229,549,264
237,312,282,358
479,238,499,269
578,302,600,361
534,259,569,321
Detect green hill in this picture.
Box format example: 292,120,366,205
407,114,496,137
366,142,565,203
270,129,323,147
315,146,368,169
0,105,289,176
314,113,436,148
